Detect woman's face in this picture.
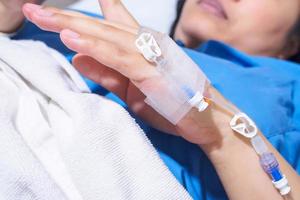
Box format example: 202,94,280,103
175,0,300,58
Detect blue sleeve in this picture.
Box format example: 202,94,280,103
293,78,300,129
184,42,300,175
14,20,300,200
280,78,300,172
269,130,300,172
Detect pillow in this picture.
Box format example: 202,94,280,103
69,0,178,33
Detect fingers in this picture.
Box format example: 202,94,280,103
23,4,91,21
73,54,129,100
98,0,139,27
22,4,157,87
22,3,138,51
23,3,138,34
60,29,158,83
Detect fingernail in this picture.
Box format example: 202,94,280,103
35,8,54,17
61,29,80,39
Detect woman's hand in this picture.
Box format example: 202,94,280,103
22,0,234,147
22,3,300,199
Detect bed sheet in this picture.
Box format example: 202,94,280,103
69,0,178,33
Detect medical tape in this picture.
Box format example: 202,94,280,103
135,27,291,196
230,112,291,195
135,27,210,124
209,86,291,196
207,79,291,196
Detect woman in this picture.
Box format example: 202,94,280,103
20,0,300,199
171,0,300,60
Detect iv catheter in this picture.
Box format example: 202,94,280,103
135,26,291,196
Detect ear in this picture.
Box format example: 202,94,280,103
278,36,300,59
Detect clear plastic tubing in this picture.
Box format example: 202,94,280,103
260,152,283,182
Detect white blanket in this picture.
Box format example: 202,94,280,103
0,36,191,200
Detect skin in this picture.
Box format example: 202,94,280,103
175,0,300,58
0,0,43,32
21,1,300,199
0,0,298,199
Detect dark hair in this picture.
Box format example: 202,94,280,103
289,22,300,63
170,0,300,63
170,0,185,38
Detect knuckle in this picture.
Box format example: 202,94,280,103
118,52,136,71
115,47,128,59
85,38,100,55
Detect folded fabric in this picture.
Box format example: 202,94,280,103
0,36,191,200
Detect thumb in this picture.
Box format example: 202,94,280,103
98,0,139,28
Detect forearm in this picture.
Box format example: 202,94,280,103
19,5,300,198
201,116,300,200
0,2,24,33
0,1,44,33
176,86,300,199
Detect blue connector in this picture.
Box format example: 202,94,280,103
259,152,291,195
260,152,283,182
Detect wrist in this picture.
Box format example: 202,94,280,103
197,86,250,158
198,102,252,163
200,118,255,167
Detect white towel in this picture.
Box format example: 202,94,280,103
0,36,191,200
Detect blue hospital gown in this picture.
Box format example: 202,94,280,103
14,21,300,200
